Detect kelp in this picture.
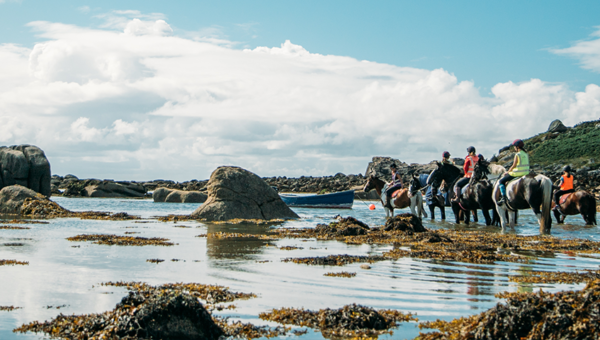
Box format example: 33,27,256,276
67,234,173,246
260,303,416,338
417,279,600,340
0,259,28,266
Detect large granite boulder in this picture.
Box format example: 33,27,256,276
548,119,568,133
0,185,39,214
0,145,51,197
191,166,299,221
153,187,207,203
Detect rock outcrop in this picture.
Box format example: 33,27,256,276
548,119,568,133
192,166,299,221
153,187,207,203
85,181,146,198
0,145,51,197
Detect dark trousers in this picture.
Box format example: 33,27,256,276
554,189,574,205
498,174,515,187
454,177,470,196
387,183,403,198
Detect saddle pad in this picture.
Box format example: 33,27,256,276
559,193,571,205
391,189,403,198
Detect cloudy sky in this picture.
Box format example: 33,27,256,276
1,1,600,181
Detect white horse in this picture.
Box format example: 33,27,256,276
363,175,427,219
493,174,553,234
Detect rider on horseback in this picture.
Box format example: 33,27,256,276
452,146,479,201
553,165,575,207
386,164,404,203
497,139,530,206
442,151,454,165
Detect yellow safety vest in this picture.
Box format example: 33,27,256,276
508,150,530,177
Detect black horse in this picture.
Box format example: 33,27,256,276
427,161,479,223
451,158,500,225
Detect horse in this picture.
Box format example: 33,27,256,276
492,173,553,234
410,173,446,220
364,175,426,219
450,158,500,225
426,161,479,223
552,191,597,225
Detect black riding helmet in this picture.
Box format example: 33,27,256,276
442,151,451,158
466,146,476,154
390,164,397,169
563,165,572,173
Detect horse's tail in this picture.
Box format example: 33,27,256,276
539,176,553,234
579,192,597,225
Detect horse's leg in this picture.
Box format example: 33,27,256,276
508,210,517,228
409,197,417,217
464,209,471,225
385,207,390,218
419,195,428,219
553,208,562,224
429,204,435,220
472,210,478,223
497,204,508,230
451,202,461,224
440,205,446,220
481,208,492,226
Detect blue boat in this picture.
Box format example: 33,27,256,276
279,190,354,209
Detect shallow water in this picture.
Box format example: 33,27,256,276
0,197,599,339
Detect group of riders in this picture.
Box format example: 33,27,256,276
386,139,576,212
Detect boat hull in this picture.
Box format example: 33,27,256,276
280,190,354,209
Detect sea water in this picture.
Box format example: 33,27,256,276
1,197,599,339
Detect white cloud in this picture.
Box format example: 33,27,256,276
0,17,598,180
553,27,600,72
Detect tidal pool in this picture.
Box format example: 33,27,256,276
1,197,599,339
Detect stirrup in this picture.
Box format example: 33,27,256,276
497,197,506,205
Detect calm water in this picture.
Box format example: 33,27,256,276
1,197,599,340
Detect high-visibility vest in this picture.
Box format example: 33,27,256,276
465,155,479,178
508,151,530,177
560,174,574,190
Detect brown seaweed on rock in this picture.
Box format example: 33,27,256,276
15,289,224,340
417,279,600,340
260,303,416,338
314,216,370,237
21,197,139,220
383,213,426,233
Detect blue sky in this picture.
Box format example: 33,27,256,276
2,1,599,92
1,1,600,180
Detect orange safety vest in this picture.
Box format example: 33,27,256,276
464,155,479,178
560,174,574,191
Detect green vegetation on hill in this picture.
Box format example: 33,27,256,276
525,119,600,168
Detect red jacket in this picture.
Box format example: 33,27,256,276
463,155,479,178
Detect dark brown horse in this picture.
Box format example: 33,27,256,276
363,175,425,218
552,191,597,225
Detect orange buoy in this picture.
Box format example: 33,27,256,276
369,204,376,210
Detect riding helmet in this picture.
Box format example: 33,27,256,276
390,164,397,169
466,146,476,154
442,151,451,158
511,139,524,148
478,154,484,160
563,165,572,173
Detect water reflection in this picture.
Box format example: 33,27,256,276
0,198,598,340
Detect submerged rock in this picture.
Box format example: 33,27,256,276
383,213,426,233
153,187,207,203
191,166,298,221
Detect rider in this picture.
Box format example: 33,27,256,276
386,164,404,202
453,146,479,201
554,165,575,207
442,151,454,165
497,139,530,206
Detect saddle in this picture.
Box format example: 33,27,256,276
391,189,403,198
559,193,572,205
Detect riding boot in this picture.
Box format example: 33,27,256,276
498,184,507,205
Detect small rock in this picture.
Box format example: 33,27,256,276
360,264,371,270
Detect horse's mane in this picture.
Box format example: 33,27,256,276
427,161,461,186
